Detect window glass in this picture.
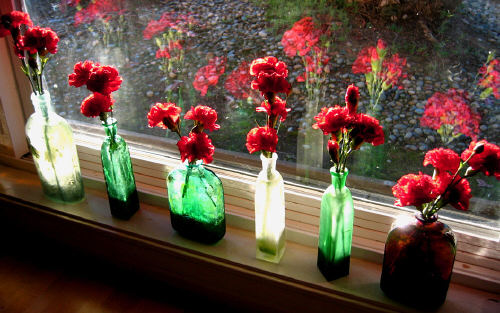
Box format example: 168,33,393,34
22,0,499,227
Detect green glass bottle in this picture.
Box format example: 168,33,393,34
25,92,85,203
317,168,354,280
101,118,140,220
167,161,225,243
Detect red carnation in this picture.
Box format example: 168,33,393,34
177,132,215,164
350,113,385,148
256,96,290,122
345,84,359,115
192,56,226,97
184,105,220,132
8,11,33,28
312,106,351,135
250,56,291,95
80,93,114,118
68,60,98,87
461,140,500,180
245,126,278,154
147,102,182,132
224,61,252,99
86,65,122,95
17,26,59,56
423,148,460,174
392,173,439,208
327,139,340,163
436,173,471,211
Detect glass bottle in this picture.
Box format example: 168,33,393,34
255,153,285,263
25,92,85,203
101,117,140,220
380,213,456,308
317,168,354,280
167,160,225,244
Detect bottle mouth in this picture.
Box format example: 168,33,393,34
102,117,118,126
415,212,438,223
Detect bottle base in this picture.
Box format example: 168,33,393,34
109,189,140,220
42,187,85,205
317,249,350,281
256,235,285,264
170,212,225,244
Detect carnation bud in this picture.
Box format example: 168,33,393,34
327,139,340,163
465,166,479,177
345,84,359,115
473,142,485,154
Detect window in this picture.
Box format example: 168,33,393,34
16,0,500,231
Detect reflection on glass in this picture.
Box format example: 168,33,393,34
24,0,499,226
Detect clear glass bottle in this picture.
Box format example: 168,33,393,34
380,213,456,308
255,153,285,263
25,92,85,203
167,160,226,244
101,117,140,220
317,168,354,280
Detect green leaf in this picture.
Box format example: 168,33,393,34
480,87,493,100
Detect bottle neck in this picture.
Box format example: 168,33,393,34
31,92,52,118
330,167,348,191
102,117,118,142
260,152,278,178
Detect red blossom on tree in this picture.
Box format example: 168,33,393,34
192,56,226,96
250,56,291,97
423,148,461,174
256,96,290,122
86,65,122,95
68,60,98,88
345,84,359,115
392,173,440,208
312,106,351,135
420,89,481,142
177,132,215,164
224,61,253,99
147,102,182,133
461,140,500,180
80,93,114,118
245,126,278,154
17,26,59,56
184,105,220,132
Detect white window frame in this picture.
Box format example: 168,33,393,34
0,0,498,294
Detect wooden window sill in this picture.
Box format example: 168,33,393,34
0,164,498,313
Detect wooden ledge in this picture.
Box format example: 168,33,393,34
0,165,498,313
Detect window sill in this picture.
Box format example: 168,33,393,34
0,164,498,313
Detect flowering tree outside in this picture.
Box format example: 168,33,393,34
71,0,127,48
352,39,407,113
420,89,481,145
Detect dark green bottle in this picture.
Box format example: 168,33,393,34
101,118,140,220
167,161,225,244
317,168,354,280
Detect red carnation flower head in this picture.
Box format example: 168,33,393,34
461,140,500,180
17,26,59,56
327,139,340,163
177,132,215,164
0,11,33,33
436,172,471,211
68,60,98,88
281,17,322,58
184,105,220,132
147,102,182,132
345,84,359,115
423,148,460,174
392,173,439,208
256,96,290,122
250,56,291,96
377,39,387,51
86,65,122,95
80,93,114,118
312,106,351,135
245,126,278,154
349,113,385,149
